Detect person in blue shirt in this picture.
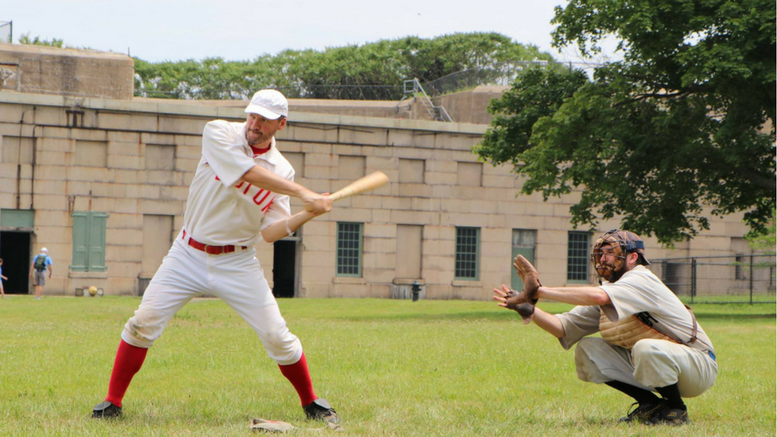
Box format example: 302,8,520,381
29,248,53,300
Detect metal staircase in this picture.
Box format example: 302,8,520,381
403,78,452,122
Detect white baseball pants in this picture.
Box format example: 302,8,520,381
574,337,717,397
122,236,303,365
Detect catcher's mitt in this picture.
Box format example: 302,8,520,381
505,255,542,324
513,255,541,303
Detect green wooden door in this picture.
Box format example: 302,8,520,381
510,230,536,290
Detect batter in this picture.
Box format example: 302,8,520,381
494,229,717,425
92,89,339,424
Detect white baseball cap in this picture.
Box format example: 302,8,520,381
41,247,48,253
244,89,288,120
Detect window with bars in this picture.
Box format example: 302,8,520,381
455,227,480,280
567,231,591,282
336,222,363,277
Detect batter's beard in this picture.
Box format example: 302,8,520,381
246,130,273,147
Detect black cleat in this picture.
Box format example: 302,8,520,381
92,401,122,419
303,398,339,424
646,406,690,426
619,401,663,423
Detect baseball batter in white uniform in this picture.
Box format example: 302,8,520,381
494,229,716,426
92,90,340,424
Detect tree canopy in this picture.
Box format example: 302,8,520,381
475,0,776,245
132,32,555,100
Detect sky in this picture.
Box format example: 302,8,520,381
0,0,619,64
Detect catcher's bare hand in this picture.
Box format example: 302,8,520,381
513,255,541,303
493,284,535,324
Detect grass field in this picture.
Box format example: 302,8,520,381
0,296,774,436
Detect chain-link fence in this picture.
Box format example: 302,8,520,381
0,21,11,43
134,83,405,101
422,60,604,96
648,254,776,304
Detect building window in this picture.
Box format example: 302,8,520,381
145,144,176,170
75,140,108,167
567,231,590,282
399,158,425,183
455,227,480,280
735,255,747,280
338,155,366,179
71,211,108,272
457,162,483,187
336,222,363,277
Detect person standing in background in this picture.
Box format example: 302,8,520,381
29,248,53,300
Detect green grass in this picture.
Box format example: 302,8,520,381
0,296,774,436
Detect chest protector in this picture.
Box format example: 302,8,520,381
599,310,677,350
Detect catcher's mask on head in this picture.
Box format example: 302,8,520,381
591,229,650,282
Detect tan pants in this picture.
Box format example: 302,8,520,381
574,337,717,397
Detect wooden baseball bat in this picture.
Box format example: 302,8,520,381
329,171,389,201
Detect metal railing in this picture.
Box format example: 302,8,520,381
403,78,453,122
648,254,776,304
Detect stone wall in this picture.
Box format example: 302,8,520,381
0,43,134,100
0,90,753,299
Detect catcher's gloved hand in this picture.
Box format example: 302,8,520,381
504,288,536,324
513,255,541,304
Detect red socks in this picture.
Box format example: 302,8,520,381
105,340,148,407
278,353,317,406
103,341,315,408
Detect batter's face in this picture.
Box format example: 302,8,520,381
245,113,286,147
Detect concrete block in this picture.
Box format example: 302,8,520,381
91,197,116,212
106,244,142,262
139,199,184,215
397,183,432,198
288,125,339,143
388,210,439,226
67,166,114,182
114,198,139,214
338,126,384,146
108,155,143,170
146,170,182,185
36,150,69,166
175,157,199,173
160,186,189,201
107,228,143,246
425,172,457,186
105,212,140,229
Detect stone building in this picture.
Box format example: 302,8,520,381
0,43,762,299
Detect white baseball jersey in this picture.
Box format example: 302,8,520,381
557,266,714,355
183,120,294,246
121,120,304,365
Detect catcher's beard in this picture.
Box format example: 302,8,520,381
595,257,626,282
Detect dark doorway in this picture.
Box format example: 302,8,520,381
272,239,297,298
0,231,31,294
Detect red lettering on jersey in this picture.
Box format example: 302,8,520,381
214,175,221,181
242,183,252,195
262,198,274,213
235,181,245,189
254,190,271,206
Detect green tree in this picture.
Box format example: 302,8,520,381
133,32,554,101
475,0,775,245
18,32,63,48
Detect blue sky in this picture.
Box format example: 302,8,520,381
1,0,619,64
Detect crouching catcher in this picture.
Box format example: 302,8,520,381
494,229,717,425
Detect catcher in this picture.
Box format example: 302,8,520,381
493,229,717,425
